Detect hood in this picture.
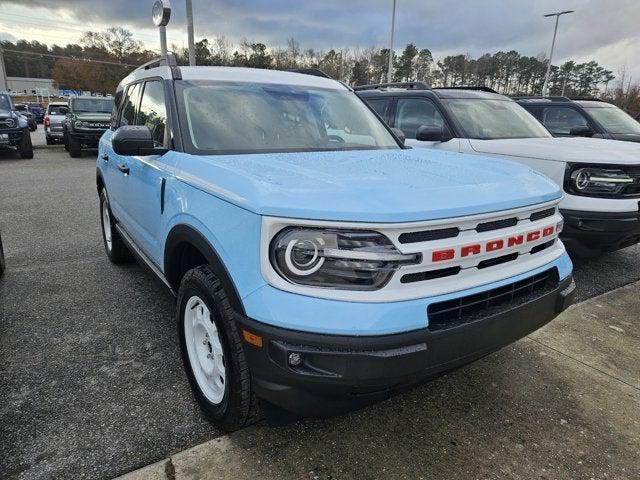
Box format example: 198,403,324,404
609,133,640,144
0,108,12,119
169,148,561,223
74,112,111,121
469,137,640,165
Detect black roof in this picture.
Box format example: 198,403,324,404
355,82,508,100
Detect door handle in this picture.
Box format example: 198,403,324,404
117,164,130,175
101,154,109,162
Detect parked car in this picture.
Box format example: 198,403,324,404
357,83,640,257
14,103,37,131
63,96,113,157
28,103,45,123
0,230,5,278
0,92,34,158
515,96,640,143
98,60,574,430
44,102,69,145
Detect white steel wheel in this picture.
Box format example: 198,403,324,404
184,295,226,405
101,201,112,252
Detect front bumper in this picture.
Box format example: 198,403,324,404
236,274,575,418
561,208,640,253
68,129,107,146
0,127,27,146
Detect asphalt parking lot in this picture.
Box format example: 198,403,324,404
1,131,640,479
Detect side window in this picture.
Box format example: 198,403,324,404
394,98,445,139
542,106,589,135
367,99,390,119
137,80,168,147
110,89,123,130
120,83,142,127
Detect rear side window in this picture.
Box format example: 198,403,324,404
366,98,390,119
395,98,444,139
120,83,142,127
137,81,168,147
542,106,589,135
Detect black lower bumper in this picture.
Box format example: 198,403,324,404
0,127,27,147
68,130,105,147
560,208,640,254
236,275,575,418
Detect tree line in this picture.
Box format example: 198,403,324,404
0,27,620,99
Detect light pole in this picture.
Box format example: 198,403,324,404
152,0,172,62
387,0,397,83
542,10,574,96
185,0,196,66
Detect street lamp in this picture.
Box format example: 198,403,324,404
541,10,574,97
152,0,172,61
387,0,397,83
185,0,196,66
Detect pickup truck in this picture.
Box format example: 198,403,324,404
0,91,33,159
357,84,640,257
45,102,69,145
98,60,574,430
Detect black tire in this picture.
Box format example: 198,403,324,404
177,265,260,431
46,136,55,146
99,189,133,264
68,134,82,157
63,130,70,151
0,233,5,278
18,132,33,159
30,123,37,132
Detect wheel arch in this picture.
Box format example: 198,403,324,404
164,224,245,315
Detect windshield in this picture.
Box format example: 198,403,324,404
580,103,640,135
444,99,552,140
72,98,113,114
176,81,400,155
48,105,68,115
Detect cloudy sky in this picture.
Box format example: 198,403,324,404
1,0,639,82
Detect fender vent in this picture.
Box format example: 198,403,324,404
427,268,559,331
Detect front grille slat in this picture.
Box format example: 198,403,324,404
427,269,558,331
476,217,518,232
398,227,459,244
529,208,556,222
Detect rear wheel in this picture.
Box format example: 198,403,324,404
178,265,260,431
46,136,55,146
18,132,33,159
68,134,82,157
99,189,132,264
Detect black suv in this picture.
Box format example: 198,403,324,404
0,92,34,159
515,97,640,143
63,96,114,157
28,103,45,123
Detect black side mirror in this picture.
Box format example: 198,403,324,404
569,125,594,137
391,128,406,145
416,125,450,142
112,126,167,156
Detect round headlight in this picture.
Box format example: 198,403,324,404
574,169,590,190
74,120,86,129
6,119,15,128
285,238,324,276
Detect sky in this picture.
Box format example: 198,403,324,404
0,0,639,83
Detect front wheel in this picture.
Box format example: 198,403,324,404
177,266,260,431
99,189,132,264
18,132,33,159
68,134,82,157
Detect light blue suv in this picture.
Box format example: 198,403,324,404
97,59,575,430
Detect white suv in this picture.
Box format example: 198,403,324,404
357,84,640,257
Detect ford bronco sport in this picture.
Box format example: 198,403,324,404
358,83,640,257
98,60,574,430
63,96,114,157
0,92,33,159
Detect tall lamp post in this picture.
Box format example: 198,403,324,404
541,10,574,96
387,0,397,83
152,0,172,62
185,0,196,66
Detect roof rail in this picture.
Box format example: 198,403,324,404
353,81,431,92
289,68,333,79
512,95,571,102
433,86,499,94
570,97,604,102
135,53,178,72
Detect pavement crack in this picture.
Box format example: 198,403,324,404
528,336,640,393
